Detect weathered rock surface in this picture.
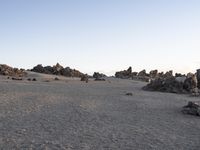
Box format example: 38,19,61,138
31,63,84,77
149,70,158,78
182,101,200,116
143,77,185,93
0,64,26,77
138,69,147,77
196,69,200,88
80,75,88,82
143,72,199,94
93,72,106,79
115,67,132,79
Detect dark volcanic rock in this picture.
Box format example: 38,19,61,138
182,101,200,116
149,70,158,78
138,69,147,77
94,78,106,81
143,71,198,94
0,64,26,77
115,67,132,79
183,75,197,92
143,77,185,93
81,75,88,83
31,63,84,77
93,72,106,79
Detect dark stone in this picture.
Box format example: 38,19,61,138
115,67,132,79
55,77,59,80
196,69,200,88
149,70,158,78
94,78,106,81
143,77,185,93
126,92,133,96
32,78,37,81
81,75,88,83
182,101,200,116
31,63,84,77
12,77,22,80
93,72,106,79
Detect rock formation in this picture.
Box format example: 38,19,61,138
143,71,199,94
93,72,106,79
0,64,26,77
115,67,132,79
149,70,158,78
31,63,84,77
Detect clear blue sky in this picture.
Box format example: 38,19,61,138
0,0,200,75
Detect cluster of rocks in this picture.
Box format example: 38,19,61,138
31,63,84,77
115,67,133,79
182,101,200,116
115,67,154,82
143,71,199,94
93,72,106,81
0,64,26,77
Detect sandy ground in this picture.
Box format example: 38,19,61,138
0,72,200,150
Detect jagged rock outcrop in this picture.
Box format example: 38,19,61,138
143,77,185,93
31,63,84,77
183,74,198,92
115,67,132,79
175,73,185,77
143,72,198,94
138,69,147,77
93,72,106,79
0,64,26,77
149,70,158,78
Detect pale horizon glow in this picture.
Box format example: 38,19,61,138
0,0,200,76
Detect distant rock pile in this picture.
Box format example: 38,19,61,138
93,72,106,81
143,72,199,94
115,67,149,82
115,67,133,79
0,64,26,77
182,101,200,116
31,63,84,77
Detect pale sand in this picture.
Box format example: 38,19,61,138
0,72,200,149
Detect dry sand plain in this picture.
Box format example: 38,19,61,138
0,72,200,150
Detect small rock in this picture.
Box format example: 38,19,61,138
182,101,200,116
55,77,59,80
126,92,133,96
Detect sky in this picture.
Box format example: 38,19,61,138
0,0,200,75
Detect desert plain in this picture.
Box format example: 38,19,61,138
0,71,200,150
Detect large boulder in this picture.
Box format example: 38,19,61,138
138,69,147,77
183,74,198,92
31,64,45,73
149,70,158,78
143,76,185,93
93,72,106,79
115,67,132,79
